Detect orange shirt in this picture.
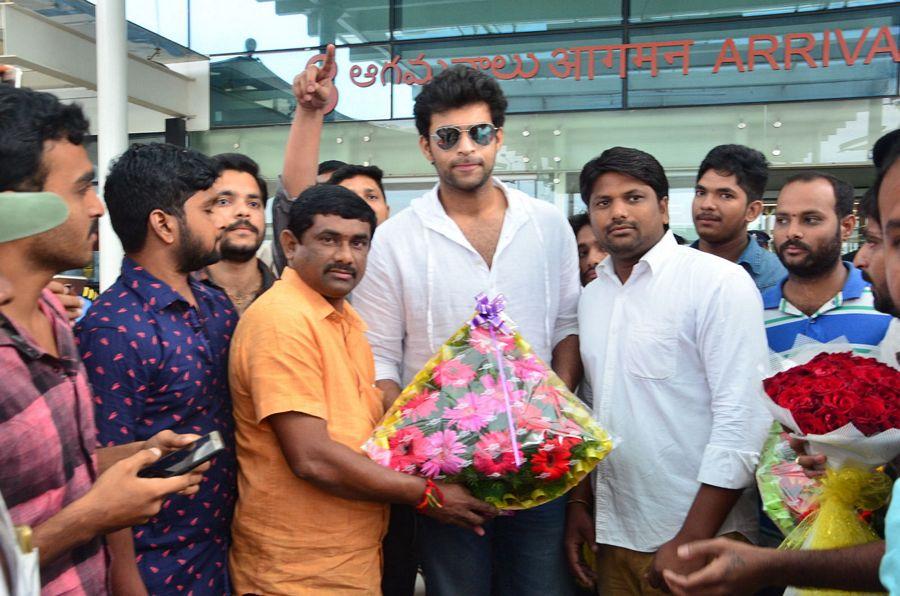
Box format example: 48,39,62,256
228,267,387,595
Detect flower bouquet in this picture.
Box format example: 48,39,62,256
363,294,613,509
760,338,900,596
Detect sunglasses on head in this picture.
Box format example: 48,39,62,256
430,123,499,151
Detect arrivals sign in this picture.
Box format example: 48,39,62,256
307,25,899,113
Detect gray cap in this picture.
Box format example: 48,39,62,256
0,192,69,243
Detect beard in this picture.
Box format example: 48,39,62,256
861,268,899,316
175,221,221,274
776,230,843,279
220,219,263,263
438,158,494,193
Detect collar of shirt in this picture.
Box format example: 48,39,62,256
120,256,217,313
280,267,367,332
736,234,769,275
411,177,531,254
0,291,81,369
762,261,867,313
689,234,763,274
195,258,277,294
598,230,678,283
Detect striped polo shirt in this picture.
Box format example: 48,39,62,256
763,261,892,355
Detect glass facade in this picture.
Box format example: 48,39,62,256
150,0,897,127
136,0,896,233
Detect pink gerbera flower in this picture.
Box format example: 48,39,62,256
401,389,439,421
513,400,552,432
468,326,516,355
420,430,467,478
473,431,522,477
433,359,477,388
480,374,526,415
388,427,430,473
512,355,547,384
444,392,495,431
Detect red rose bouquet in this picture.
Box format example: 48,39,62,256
363,294,613,509
760,339,900,596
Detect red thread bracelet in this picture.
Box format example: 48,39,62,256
415,479,444,511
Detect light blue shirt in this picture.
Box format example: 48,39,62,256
880,482,900,593
691,234,786,292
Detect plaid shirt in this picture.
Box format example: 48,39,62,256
0,290,107,595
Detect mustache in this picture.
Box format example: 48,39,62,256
861,268,873,285
451,158,484,167
778,239,813,253
225,218,260,234
606,221,637,234
695,213,721,222
325,263,357,278
88,220,99,237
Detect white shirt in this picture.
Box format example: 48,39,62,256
0,490,39,596
353,179,580,386
579,232,771,552
879,318,900,368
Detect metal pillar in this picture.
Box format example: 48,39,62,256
95,0,127,290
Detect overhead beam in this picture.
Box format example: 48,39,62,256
1,3,209,130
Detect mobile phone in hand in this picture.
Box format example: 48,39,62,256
137,431,225,478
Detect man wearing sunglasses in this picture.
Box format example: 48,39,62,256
353,65,581,596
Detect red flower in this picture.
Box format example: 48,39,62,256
388,427,430,473
764,352,900,436
530,437,579,481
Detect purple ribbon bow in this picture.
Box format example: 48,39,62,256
470,293,512,335
469,293,522,467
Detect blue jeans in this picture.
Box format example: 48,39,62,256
421,496,576,596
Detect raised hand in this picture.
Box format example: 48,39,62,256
292,43,336,112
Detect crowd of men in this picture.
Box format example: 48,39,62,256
0,42,898,596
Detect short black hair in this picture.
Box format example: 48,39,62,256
580,147,669,205
318,160,347,176
0,85,90,192
328,164,386,199
212,152,268,204
413,65,508,138
288,184,376,241
568,212,591,236
872,130,900,214
104,143,219,253
873,129,900,171
697,144,769,202
860,187,879,226
783,171,855,219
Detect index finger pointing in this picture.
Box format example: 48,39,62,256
317,43,336,81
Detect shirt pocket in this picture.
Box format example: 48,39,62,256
625,327,677,380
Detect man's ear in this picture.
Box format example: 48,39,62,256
745,200,764,223
280,229,300,260
840,213,856,241
147,210,177,246
419,135,434,165
659,196,670,226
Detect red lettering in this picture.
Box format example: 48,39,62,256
822,29,830,67
864,25,900,64
748,35,780,71
712,38,745,73
784,33,817,69
835,27,870,66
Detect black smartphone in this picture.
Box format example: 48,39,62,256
137,431,225,478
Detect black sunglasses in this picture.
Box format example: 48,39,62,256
430,123,499,151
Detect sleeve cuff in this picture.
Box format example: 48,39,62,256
374,360,401,385
552,323,579,348
696,444,759,489
257,398,327,425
